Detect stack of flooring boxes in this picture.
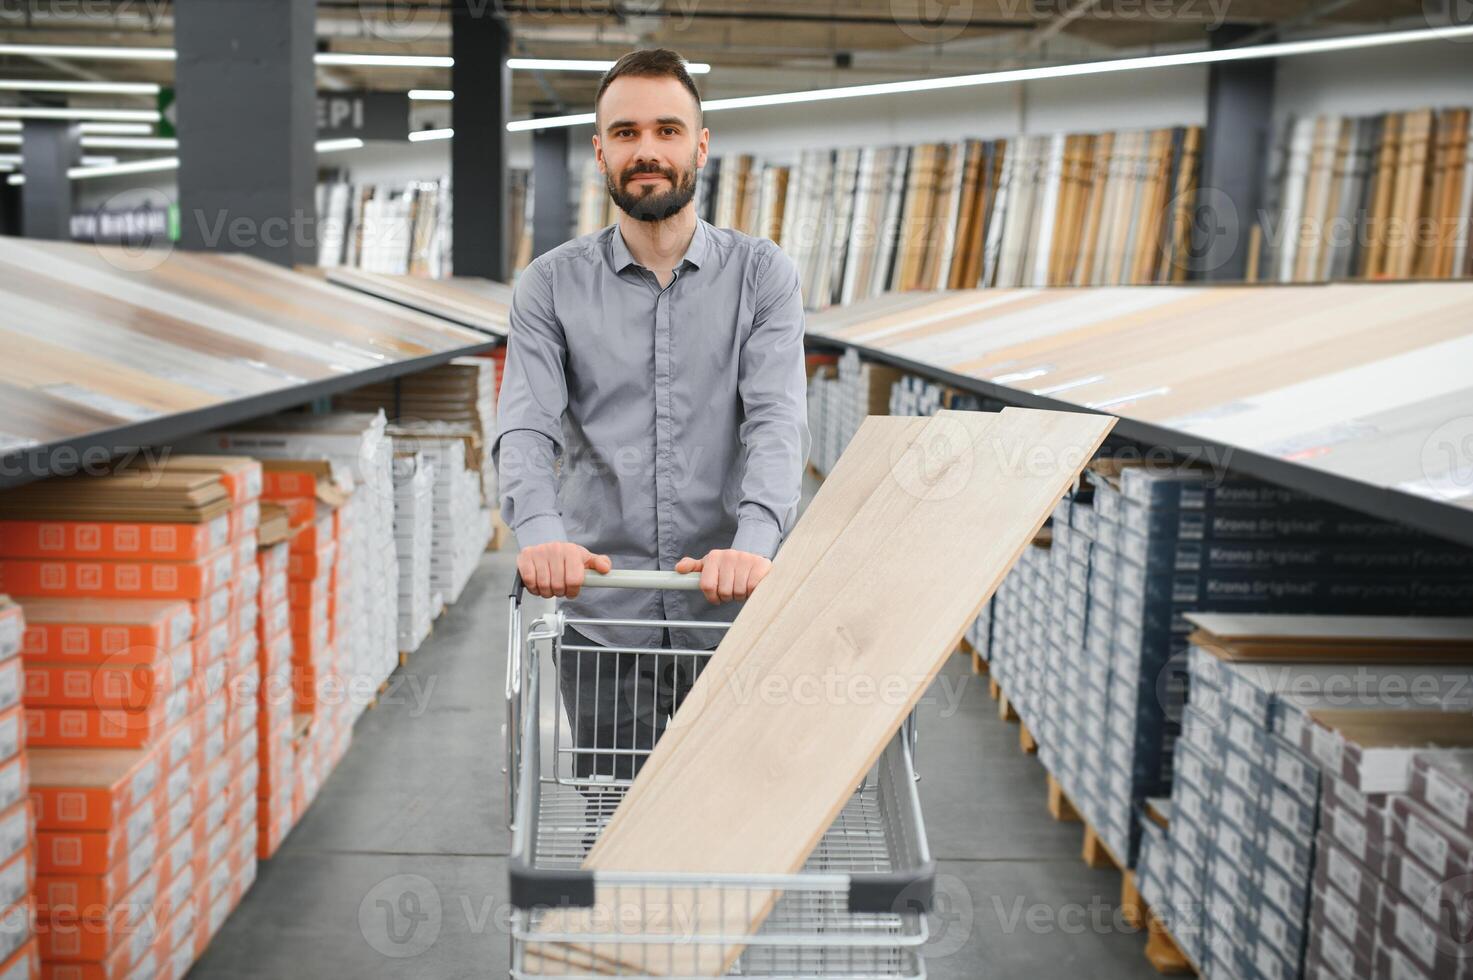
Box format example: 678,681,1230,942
388,421,491,609
391,453,434,655
987,461,1473,873
804,349,901,477
0,597,35,976
253,506,297,860
335,356,499,506
1135,615,1473,977
177,412,398,717
0,459,263,977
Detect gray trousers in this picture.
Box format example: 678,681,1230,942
557,625,709,785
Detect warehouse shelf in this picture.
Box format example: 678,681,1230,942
0,238,496,490
805,280,1473,548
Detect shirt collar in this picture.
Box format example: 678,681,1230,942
610,216,709,274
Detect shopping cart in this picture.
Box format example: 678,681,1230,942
504,569,936,979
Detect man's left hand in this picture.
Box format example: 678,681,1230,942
674,549,773,604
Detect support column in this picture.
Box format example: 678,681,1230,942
1193,24,1277,282
174,0,317,267
20,120,80,241
451,3,511,281
532,106,571,258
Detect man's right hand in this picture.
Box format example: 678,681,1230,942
517,542,613,599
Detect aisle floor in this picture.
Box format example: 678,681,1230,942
192,545,1158,980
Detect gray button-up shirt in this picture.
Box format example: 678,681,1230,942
493,217,811,650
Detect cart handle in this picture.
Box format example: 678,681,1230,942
510,567,702,599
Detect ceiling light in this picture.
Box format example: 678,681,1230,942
509,23,1473,131
408,128,453,142
79,122,154,135
0,79,160,95
409,90,454,101
80,136,178,150
316,53,453,68
316,137,364,153
0,107,160,122
506,57,709,73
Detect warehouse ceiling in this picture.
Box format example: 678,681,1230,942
0,0,1438,120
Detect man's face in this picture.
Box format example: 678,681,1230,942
594,75,708,223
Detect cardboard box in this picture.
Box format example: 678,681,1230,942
0,517,229,562
119,456,261,509
30,746,161,831
0,546,235,601
1411,749,1473,840
23,647,190,710
18,599,192,664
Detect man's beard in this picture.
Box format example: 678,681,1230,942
606,155,699,223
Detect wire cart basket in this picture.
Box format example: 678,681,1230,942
504,569,936,979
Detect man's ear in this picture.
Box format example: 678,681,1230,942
592,135,604,174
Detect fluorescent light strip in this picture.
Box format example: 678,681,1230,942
509,22,1473,131
507,57,709,73
80,136,178,150
0,43,174,61
79,122,154,135
6,136,362,185
0,107,160,122
0,79,160,95
68,156,178,180
316,52,452,68
408,128,453,142
409,90,454,101
316,137,364,153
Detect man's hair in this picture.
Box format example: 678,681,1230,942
594,48,703,131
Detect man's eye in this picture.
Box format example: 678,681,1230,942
662,128,677,136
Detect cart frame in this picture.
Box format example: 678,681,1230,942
504,569,937,979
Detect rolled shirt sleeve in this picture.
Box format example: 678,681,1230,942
732,245,812,560
493,259,571,549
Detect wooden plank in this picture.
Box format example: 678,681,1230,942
528,407,1115,975
1019,720,1037,754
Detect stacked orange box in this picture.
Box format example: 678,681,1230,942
0,597,38,979
251,507,295,860
260,462,344,725
1,457,264,978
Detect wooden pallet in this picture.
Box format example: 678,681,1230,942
1046,774,1080,822
998,672,1190,974
1145,911,1195,975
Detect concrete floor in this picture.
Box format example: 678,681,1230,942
192,547,1158,979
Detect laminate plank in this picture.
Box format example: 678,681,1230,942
529,407,1115,975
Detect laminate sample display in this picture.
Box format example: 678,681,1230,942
0,237,492,485
526,406,1116,974
805,281,1473,535
323,267,511,337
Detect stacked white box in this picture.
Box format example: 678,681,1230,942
393,452,435,653
389,422,492,610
